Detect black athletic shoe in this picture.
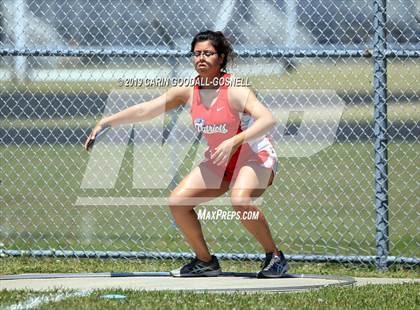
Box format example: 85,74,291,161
257,251,289,278
170,255,222,277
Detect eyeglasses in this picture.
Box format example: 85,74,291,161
192,50,218,58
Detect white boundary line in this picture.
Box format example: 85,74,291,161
5,290,92,310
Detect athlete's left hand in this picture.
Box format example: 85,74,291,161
211,138,240,166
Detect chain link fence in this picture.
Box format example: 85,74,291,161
1,0,419,270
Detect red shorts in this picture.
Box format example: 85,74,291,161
199,144,279,186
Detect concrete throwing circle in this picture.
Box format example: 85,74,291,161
0,272,355,293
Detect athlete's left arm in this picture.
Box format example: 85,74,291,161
230,86,277,146
211,86,277,166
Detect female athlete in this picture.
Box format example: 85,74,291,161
85,30,288,278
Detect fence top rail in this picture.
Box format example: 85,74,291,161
1,48,418,58
0,48,420,58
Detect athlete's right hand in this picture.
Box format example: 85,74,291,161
84,122,106,151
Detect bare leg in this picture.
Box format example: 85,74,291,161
169,206,211,261
230,164,281,256
169,166,230,262
233,204,280,256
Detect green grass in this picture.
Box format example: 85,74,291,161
1,142,419,258
0,283,418,310
43,284,420,310
0,257,418,309
1,283,418,310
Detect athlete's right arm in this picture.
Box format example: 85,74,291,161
84,87,189,150
100,86,189,127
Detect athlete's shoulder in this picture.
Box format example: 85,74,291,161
226,76,258,112
228,83,255,103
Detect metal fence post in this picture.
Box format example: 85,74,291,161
13,0,28,81
373,0,390,272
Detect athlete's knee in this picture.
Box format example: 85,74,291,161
169,194,186,208
230,191,254,210
168,191,196,209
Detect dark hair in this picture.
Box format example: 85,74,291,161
190,30,234,72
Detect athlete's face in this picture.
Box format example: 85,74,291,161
192,40,224,76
